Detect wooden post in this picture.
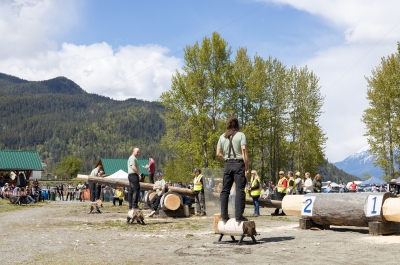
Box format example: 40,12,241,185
369,221,400,236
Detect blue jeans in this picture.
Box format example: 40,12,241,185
252,196,260,214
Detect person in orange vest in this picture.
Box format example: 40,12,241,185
249,170,261,216
272,171,287,216
193,168,206,216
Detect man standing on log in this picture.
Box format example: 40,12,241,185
89,165,102,202
147,171,167,217
272,171,287,216
216,117,249,224
127,148,142,210
193,168,206,216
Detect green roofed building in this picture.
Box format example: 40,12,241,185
94,158,149,176
0,150,44,182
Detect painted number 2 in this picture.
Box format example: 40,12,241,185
365,195,383,217
304,199,312,213
302,196,316,216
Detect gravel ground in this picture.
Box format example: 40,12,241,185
1,199,400,265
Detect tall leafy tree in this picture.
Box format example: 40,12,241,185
160,32,231,175
56,155,82,179
286,66,326,174
362,43,400,179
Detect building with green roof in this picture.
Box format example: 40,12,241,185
0,150,44,183
95,158,149,176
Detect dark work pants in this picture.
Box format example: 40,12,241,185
220,160,246,220
89,182,96,202
128,173,140,209
113,197,123,206
58,191,64,201
194,191,206,214
274,192,286,214
150,194,162,211
149,173,155,184
95,184,101,200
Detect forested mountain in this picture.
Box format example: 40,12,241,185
319,160,360,183
0,73,166,174
0,72,358,182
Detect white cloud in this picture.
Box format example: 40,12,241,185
0,0,182,101
1,42,182,101
0,0,79,59
267,0,400,162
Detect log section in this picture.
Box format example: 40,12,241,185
161,193,182,211
382,198,400,222
77,174,194,198
282,195,304,216
212,192,282,209
302,192,391,227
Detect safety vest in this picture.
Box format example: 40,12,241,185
250,176,261,196
277,177,287,193
193,174,203,192
288,177,296,194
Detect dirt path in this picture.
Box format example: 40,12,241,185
0,200,399,264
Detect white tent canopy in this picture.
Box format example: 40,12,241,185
105,169,128,179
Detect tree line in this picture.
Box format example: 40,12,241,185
0,37,360,183
363,42,400,181
160,32,326,183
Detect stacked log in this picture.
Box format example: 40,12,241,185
160,193,182,211
282,193,392,227
212,192,282,209
76,174,194,199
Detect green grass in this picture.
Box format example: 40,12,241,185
0,197,45,213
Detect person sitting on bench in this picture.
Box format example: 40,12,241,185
147,171,167,217
112,186,124,206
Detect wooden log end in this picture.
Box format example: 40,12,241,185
164,193,181,210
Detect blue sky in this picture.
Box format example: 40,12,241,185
1,0,400,163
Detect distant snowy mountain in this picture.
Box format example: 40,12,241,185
333,146,384,179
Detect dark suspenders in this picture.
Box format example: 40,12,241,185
227,132,237,159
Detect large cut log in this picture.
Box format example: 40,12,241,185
298,192,391,227
212,192,281,209
160,193,182,211
213,214,257,237
282,195,305,216
382,197,400,222
76,174,195,198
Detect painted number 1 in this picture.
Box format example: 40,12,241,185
371,196,377,214
365,195,383,217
